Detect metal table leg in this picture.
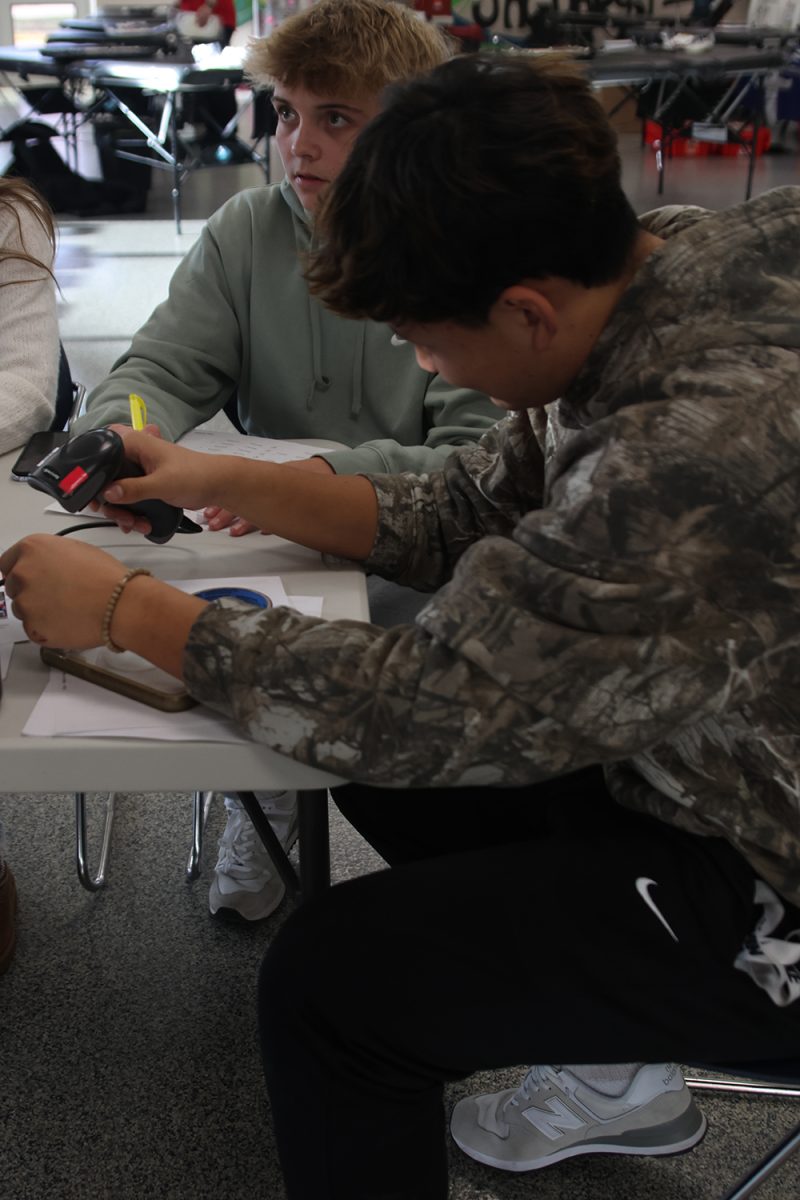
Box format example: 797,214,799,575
722,1125,800,1200
95,85,186,236
75,791,115,891
236,790,300,898
186,790,213,881
235,788,331,904
168,95,182,235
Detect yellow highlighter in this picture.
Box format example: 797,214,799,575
129,393,148,431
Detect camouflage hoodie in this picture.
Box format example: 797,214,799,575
185,186,800,910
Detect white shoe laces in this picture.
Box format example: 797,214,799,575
216,803,272,879
508,1065,564,1109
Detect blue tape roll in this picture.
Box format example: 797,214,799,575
193,586,271,608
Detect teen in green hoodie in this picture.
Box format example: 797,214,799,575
79,1,496,486
75,0,497,924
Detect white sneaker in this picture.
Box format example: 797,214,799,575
450,1063,706,1172
208,791,299,921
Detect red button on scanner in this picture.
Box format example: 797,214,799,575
59,465,89,495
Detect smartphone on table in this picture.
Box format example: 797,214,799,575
10,430,69,481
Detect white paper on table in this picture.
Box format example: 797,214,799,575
22,670,251,742
178,429,332,463
289,596,324,618
44,501,103,518
1,643,12,679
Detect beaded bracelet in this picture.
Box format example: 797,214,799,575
102,568,152,653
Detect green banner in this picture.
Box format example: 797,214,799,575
236,0,255,25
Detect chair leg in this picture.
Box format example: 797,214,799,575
721,1122,800,1200
186,790,214,881
685,1076,800,1098
75,792,114,891
685,1075,800,1198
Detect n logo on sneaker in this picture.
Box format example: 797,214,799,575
522,1099,586,1141
636,877,679,943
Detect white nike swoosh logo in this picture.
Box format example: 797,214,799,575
635,877,679,943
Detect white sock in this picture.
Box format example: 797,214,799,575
223,791,293,817
254,790,295,818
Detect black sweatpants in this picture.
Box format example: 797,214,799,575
257,767,800,1200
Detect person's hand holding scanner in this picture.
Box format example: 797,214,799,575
89,394,173,534
97,428,227,534
97,427,379,559
89,420,163,532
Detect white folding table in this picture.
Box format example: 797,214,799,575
0,443,369,899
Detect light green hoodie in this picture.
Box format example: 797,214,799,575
79,179,497,473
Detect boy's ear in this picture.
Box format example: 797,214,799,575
497,285,558,351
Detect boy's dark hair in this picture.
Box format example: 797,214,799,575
307,54,641,326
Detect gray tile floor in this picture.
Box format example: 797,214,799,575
3,790,798,1200
2,105,800,1200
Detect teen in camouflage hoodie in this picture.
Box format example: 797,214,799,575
4,54,800,1200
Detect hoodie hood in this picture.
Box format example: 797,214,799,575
564,187,800,426
638,201,715,240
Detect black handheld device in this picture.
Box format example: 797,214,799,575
27,427,203,545
10,430,70,481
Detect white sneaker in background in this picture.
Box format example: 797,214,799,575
450,1062,706,1172
208,791,299,921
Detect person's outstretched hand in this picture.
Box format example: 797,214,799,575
1,532,207,675
0,535,128,649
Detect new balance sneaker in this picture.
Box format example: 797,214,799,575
450,1062,706,1172
208,791,299,922
0,860,18,976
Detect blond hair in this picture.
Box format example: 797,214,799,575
245,0,453,98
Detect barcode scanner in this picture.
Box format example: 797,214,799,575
27,427,203,545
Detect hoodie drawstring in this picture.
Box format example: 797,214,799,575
350,324,365,418
289,180,365,417
306,297,328,408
